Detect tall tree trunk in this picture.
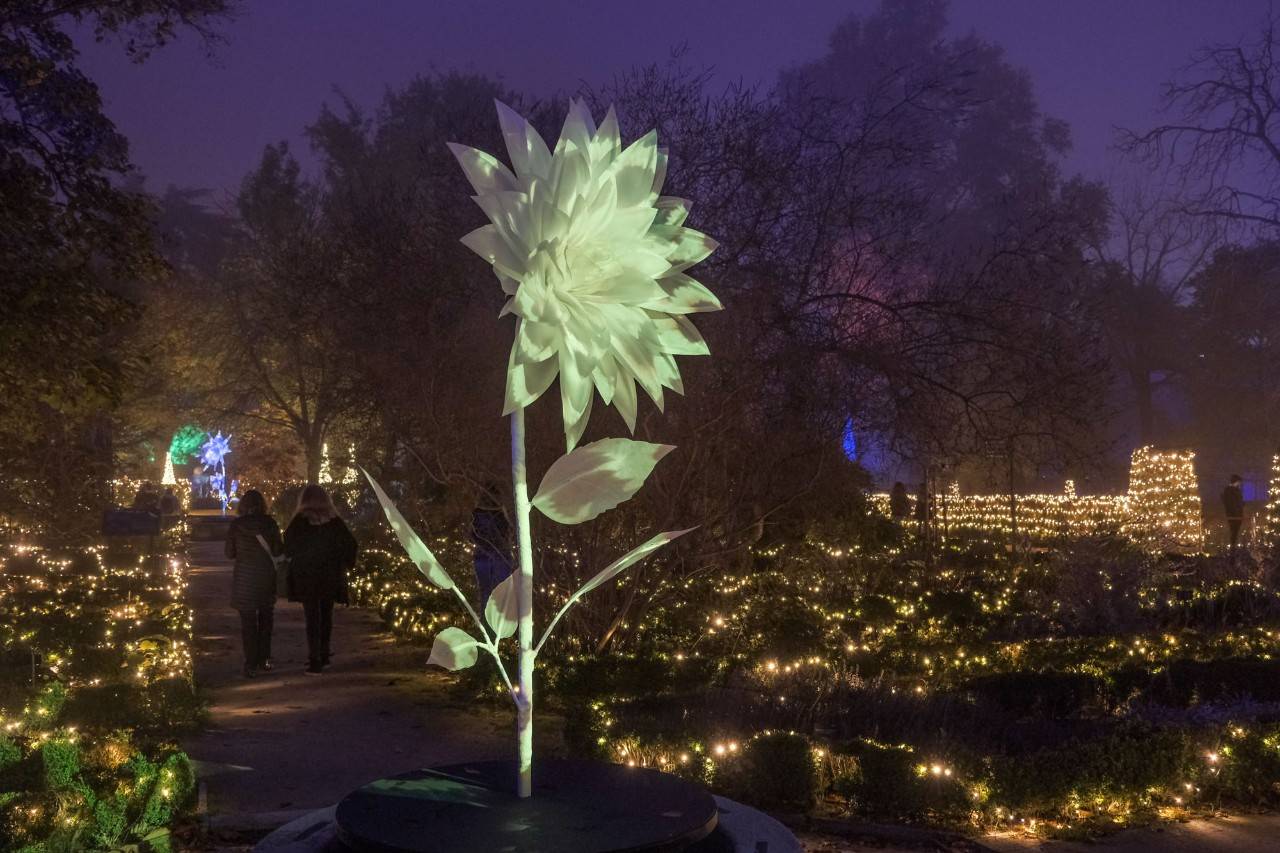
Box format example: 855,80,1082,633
304,432,324,484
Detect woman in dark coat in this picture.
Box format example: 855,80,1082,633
285,484,357,675
225,489,283,678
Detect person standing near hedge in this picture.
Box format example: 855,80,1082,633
285,484,357,676
225,489,283,679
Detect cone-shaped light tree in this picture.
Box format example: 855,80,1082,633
362,100,720,797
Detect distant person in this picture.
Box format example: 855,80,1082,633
159,487,181,516
1222,474,1245,556
889,482,911,522
191,465,208,498
131,482,159,513
471,482,512,607
225,490,283,678
285,485,358,676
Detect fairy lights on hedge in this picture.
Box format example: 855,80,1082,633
328,442,1278,837
0,538,196,848
1260,454,1280,553
342,521,1280,836
1127,447,1203,551
869,447,1204,552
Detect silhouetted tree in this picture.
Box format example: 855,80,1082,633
1187,241,1280,469
1123,10,1280,234
0,0,234,534
1090,181,1221,443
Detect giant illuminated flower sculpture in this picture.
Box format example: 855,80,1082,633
361,101,718,799
449,100,721,449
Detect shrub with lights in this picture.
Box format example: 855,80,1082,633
867,447,1206,553
343,504,1280,837
0,536,198,852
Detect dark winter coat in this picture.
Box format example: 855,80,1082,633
284,516,357,604
1222,484,1245,520
226,513,283,611
471,506,510,561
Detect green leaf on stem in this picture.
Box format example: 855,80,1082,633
360,466,455,590
531,438,674,525
427,627,480,671
485,573,519,641
576,528,696,598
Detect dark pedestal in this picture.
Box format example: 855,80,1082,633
334,759,719,853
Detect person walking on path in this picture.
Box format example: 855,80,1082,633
1222,474,1245,558
471,481,512,608
225,489,283,679
285,485,357,676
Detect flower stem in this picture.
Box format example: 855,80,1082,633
510,406,535,798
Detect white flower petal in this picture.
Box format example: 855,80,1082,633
654,197,690,228
651,314,710,356
558,345,595,432
604,206,659,245
504,345,558,414
553,153,589,215
475,191,535,257
613,329,664,408
580,269,666,305
460,225,525,280
592,107,622,163
654,225,719,272
613,373,639,431
610,131,659,208
653,147,669,197
496,100,552,179
556,99,597,157
565,390,593,450
591,355,617,404
646,273,723,314
448,143,519,196
515,319,560,364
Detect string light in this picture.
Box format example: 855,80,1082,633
0,535,195,847
1259,454,1280,553
868,446,1204,552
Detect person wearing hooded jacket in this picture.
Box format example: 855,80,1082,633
225,489,283,678
285,484,357,675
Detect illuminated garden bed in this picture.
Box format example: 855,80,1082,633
0,538,199,852
347,528,1280,837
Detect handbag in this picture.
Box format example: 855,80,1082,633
256,534,289,599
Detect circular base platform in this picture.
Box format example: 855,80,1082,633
333,760,718,853
255,797,800,853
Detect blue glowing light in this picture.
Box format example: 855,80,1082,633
842,418,858,461
200,431,235,511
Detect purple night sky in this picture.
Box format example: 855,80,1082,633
78,0,1268,201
